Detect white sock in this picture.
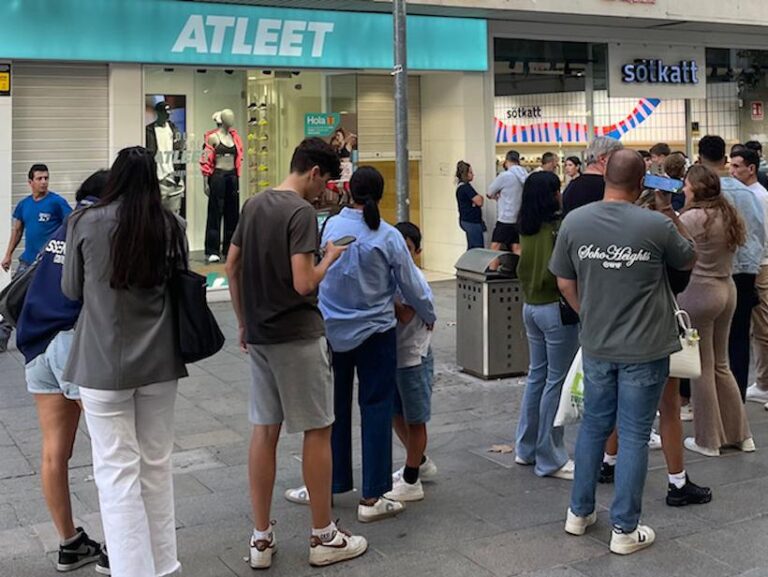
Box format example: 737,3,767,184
668,470,687,489
252,526,273,542
603,453,617,466
311,521,337,543
61,529,82,546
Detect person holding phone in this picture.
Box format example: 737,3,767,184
285,166,436,523
677,165,755,457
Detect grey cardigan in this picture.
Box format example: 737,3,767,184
62,202,188,390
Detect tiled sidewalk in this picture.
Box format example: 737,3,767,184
2,281,768,577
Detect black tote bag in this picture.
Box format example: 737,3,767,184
0,260,39,328
171,228,225,364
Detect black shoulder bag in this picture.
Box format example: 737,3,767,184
0,260,40,328
171,223,225,363
552,219,580,326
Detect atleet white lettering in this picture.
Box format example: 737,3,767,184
171,14,335,58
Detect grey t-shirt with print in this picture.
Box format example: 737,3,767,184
549,201,695,363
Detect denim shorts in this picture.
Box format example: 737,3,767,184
394,349,434,424
25,330,80,400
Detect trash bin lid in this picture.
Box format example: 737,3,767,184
454,249,518,277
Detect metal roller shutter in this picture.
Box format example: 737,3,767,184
357,75,421,159
11,62,109,253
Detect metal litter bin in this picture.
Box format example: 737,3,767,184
455,249,529,379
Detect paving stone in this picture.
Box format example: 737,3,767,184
172,448,225,474
677,515,768,572
572,540,738,577
459,522,606,576
176,428,244,450
0,503,19,531
0,526,43,560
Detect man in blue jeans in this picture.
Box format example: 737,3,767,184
550,149,695,555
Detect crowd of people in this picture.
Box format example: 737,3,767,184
456,133,768,553
1,138,439,576
4,129,768,575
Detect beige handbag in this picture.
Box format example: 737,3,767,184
669,304,701,379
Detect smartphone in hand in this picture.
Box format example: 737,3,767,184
333,236,357,246
643,174,684,194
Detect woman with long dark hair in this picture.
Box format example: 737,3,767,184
678,165,755,457
62,146,188,577
514,171,580,479
287,166,436,522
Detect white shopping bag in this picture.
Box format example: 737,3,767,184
554,348,584,427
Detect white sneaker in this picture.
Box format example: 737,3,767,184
549,459,575,481
207,254,221,263
515,455,533,466
564,508,597,536
309,527,368,567
684,437,720,457
648,430,662,450
392,457,437,483
680,404,694,422
284,486,310,505
357,497,405,523
740,437,756,452
249,532,276,569
610,524,656,555
384,478,424,502
746,383,768,404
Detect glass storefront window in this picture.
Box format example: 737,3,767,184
143,66,359,280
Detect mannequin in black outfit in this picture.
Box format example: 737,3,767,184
204,109,240,263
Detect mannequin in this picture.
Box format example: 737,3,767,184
200,108,244,263
146,101,185,214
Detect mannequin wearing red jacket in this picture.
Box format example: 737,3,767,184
200,109,243,263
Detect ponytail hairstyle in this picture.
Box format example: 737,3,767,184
350,166,384,230
456,160,472,183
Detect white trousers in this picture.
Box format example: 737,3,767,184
80,381,180,577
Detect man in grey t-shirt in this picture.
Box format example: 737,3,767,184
550,150,695,555
226,138,367,569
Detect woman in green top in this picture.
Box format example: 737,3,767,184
514,171,579,480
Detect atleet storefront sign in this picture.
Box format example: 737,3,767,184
608,43,706,99
0,0,487,71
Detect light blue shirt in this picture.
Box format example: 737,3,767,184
488,165,527,224
320,208,437,353
720,176,766,275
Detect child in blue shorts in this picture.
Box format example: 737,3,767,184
385,222,437,502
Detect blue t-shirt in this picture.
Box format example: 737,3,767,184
13,192,72,263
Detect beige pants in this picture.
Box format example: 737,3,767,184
752,264,768,391
678,275,752,449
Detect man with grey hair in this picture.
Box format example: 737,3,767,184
562,137,623,216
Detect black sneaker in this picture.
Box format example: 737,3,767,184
56,527,102,572
666,476,712,507
599,462,615,484
95,546,110,575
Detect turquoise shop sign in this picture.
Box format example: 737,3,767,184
0,0,488,71
305,113,341,138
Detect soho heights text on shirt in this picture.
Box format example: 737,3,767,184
172,15,335,57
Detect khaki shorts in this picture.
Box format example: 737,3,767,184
247,337,334,434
